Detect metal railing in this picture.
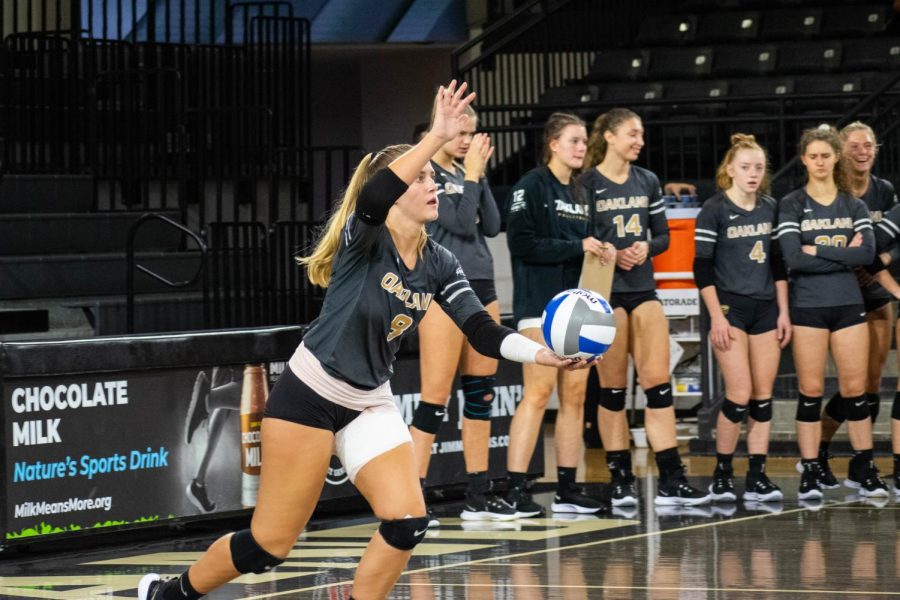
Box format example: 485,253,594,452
126,212,208,333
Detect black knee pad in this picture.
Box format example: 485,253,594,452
720,398,748,423
796,394,823,423
893,392,900,420
645,383,673,409
748,398,773,423
378,516,430,551
867,393,880,423
411,400,446,434
845,394,871,422
230,530,284,574
824,393,846,423
461,374,495,421
598,387,626,412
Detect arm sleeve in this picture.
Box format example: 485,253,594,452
434,178,481,237
692,204,718,288
355,168,410,225
693,256,716,289
506,177,584,264
814,201,875,266
875,204,900,252
647,177,670,256
775,198,846,273
770,238,788,281
478,178,502,237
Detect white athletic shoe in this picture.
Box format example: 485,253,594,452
137,574,163,600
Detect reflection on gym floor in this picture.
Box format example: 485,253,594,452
1,466,898,599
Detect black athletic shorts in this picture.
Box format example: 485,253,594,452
609,290,660,314
469,279,498,306
790,304,867,332
717,290,778,335
264,367,361,432
864,295,891,314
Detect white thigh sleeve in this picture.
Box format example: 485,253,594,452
334,403,412,483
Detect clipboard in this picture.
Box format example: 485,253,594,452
578,252,615,299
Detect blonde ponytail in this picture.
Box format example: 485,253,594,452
298,144,411,287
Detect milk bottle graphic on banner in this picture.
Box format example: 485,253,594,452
240,364,268,507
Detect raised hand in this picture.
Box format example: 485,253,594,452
430,80,477,143
464,133,494,180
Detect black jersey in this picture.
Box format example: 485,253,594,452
506,166,591,321
578,165,669,294
858,175,897,304
874,201,900,250
694,192,778,300
427,161,501,281
303,214,484,391
775,189,875,308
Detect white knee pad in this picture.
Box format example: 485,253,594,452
335,403,412,483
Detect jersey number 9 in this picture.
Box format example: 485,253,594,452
387,314,414,341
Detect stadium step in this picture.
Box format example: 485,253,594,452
0,251,204,299
0,174,93,213
0,210,183,255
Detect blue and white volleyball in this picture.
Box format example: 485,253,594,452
541,289,616,359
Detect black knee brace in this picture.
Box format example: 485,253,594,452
598,387,626,412
845,394,871,422
893,392,900,420
796,394,823,423
379,516,430,551
230,530,284,574
645,383,673,409
461,374,495,421
411,400,447,434
824,393,846,423
720,398,748,423
748,398,773,423
867,393,880,423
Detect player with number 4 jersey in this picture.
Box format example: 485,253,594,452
694,134,790,504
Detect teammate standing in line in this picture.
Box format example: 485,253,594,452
137,82,593,600
775,125,888,500
579,108,709,507
860,193,900,496
409,105,515,523
814,122,897,489
503,112,612,517
693,134,789,504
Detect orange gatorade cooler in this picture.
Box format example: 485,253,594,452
652,207,700,289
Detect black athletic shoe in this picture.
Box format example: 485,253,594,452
855,465,890,498
426,505,440,528
460,491,518,521
798,468,823,500
795,455,839,489
186,479,216,513
550,485,604,514
744,471,783,502
655,467,711,506
610,472,638,507
504,483,544,518
708,468,736,502
137,574,165,600
893,472,900,497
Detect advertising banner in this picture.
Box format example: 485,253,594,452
3,345,533,542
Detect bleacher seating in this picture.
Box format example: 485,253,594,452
775,40,842,74
696,11,760,43
635,14,699,46
583,49,649,83
710,44,777,77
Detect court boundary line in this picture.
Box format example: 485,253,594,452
241,500,856,599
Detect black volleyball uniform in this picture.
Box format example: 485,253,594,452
428,161,502,305
693,193,785,334
775,189,875,331
578,165,669,313
507,166,592,325
857,175,898,312
269,169,519,430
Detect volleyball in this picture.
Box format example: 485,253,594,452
541,289,617,359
